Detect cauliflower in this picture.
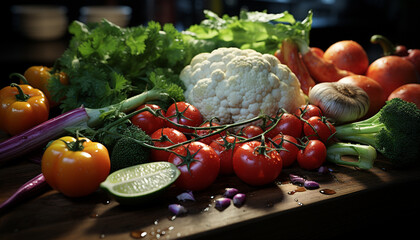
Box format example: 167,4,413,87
180,47,306,124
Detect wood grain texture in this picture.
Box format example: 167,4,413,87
1,156,419,240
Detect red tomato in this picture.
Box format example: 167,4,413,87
130,104,166,135
269,134,299,168
265,113,303,139
338,75,386,117
323,40,369,75
297,140,326,170
233,141,282,186
150,128,187,162
387,83,420,109
366,56,418,97
237,125,264,138
165,102,203,133
303,116,336,144
168,141,220,191
294,104,323,120
194,121,226,145
210,136,240,175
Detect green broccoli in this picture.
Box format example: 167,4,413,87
110,125,152,172
334,98,420,168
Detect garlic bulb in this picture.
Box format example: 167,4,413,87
309,82,370,124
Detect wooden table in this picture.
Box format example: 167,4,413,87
1,156,420,240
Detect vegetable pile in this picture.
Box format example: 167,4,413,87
1,9,420,214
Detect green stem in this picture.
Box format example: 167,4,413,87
9,73,29,85
61,132,86,152
370,35,396,56
11,83,30,102
86,89,166,127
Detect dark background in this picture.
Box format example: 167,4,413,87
1,0,419,85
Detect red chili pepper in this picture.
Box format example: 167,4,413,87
280,38,316,95
295,39,353,83
371,34,420,75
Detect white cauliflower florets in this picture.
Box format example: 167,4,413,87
180,47,306,124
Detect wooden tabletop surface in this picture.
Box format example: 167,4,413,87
1,155,420,240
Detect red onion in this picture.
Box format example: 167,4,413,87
232,193,246,207
215,197,231,211
289,174,305,185
303,180,320,189
289,173,320,190
223,188,239,198
176,191,195,202
168,204,187,216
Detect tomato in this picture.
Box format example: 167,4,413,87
23,66,68,107
210,136,240,175
387,83,420,109
269,134,299,168
297,140,326,170
323,40,369,75
130,104,166,135
338,75,386,117
265,113,302,139
366,56,418,98
150,128,188,162
194,121,226,145
168,141,220,191
233,141,282,186
294,104,323,120
165,102,203,133
41,136,111,197
237,125,264,138
303,116,336,144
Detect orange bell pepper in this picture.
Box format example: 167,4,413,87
0,83,49,135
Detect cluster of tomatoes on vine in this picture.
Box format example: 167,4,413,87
130,101,336,190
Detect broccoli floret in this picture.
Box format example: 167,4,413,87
335,98,420,168
110,125,152,172
326,142,377,170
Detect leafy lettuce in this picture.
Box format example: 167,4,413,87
183,10,312,54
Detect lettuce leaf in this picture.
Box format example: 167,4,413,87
184,9,312,54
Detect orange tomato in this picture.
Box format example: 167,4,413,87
0,84,49,135
366,56,418,98
23,66,68,107
324,40,369,75
338,75,386,117
41,136,111,197
387,83,420,108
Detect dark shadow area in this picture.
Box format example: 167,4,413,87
1,0,418,87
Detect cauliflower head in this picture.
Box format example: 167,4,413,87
180,47,306,124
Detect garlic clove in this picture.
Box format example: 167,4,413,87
309,82,370,124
